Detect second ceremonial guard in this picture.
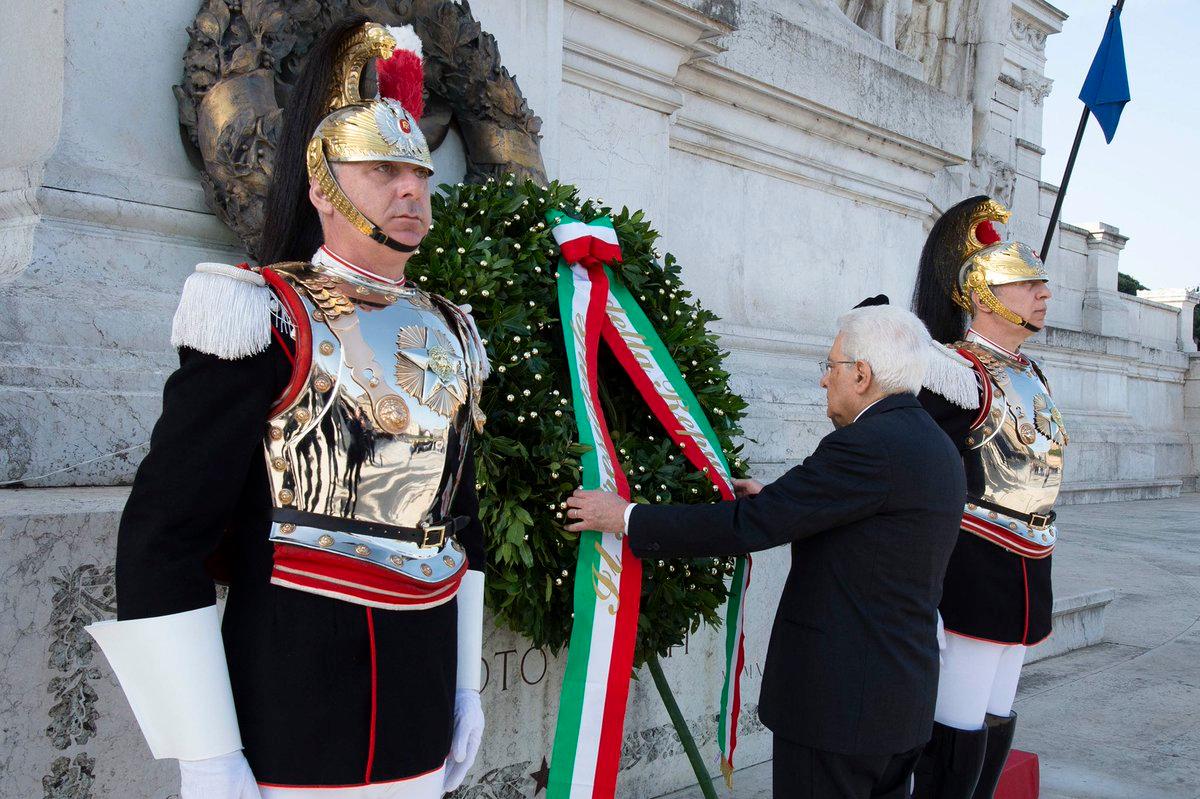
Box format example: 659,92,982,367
911,197,1067,799
88,18,490,799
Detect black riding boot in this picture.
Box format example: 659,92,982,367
971,713,1017,799
911,721,988,798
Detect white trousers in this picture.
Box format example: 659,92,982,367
259,766,445,799
934,634,1026,731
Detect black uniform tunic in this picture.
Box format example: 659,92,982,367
116,326,485,787
918,388,1053,646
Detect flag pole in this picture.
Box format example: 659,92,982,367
1039,108,1089,262
1040,0,1127,264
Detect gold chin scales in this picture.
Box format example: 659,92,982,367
962,268,1029,329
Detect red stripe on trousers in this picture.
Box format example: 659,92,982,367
1021,559,1031,645
364,608,378,783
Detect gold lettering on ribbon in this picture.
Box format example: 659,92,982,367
573,285,617,491
570,272,624,620
591,540,623,615
605,299,732,490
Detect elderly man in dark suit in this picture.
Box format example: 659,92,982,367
566,304,966,799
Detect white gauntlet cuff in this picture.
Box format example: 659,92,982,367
87,605,242,760
456,571,485,691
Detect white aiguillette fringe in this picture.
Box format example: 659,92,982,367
170,263,272,360
924,342,980,410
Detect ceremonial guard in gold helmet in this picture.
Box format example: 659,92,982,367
910,197,1065,799
88,18,489,798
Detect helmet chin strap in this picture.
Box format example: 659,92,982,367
368,228,418,253
964,270,1042,333
306,140,421,254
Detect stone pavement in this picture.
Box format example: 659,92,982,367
659,494,1200,799
1014,495,1200,799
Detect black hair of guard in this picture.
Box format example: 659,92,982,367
256,15,371,265
911,194,991,344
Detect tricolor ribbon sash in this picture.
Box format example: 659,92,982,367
549,212,623,268
546,211,752,797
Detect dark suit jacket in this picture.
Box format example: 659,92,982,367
628,393,965,756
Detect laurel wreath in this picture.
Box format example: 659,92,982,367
411,178,750,663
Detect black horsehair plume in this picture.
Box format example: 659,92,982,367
256,15,370,265
911,195,991,345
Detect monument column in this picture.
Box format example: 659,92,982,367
1081,222,1131,340
1148,289,1200,492
1186,354,1200,492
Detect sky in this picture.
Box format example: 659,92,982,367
1040,0,1198,291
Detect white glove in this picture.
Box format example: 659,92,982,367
936,611,947,667
443,688,485,792
179,750,262,799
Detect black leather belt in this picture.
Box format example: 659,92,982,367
967,497,1056,531
273,508,469,549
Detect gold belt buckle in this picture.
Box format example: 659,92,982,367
419,520,447,549
1028,513,1051,531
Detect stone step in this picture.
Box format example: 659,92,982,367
1025,587,1117,664
1059,479,1183,505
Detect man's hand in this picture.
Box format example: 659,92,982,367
734,478,765,498
564,489,629,534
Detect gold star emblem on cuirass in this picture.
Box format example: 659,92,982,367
395,326,467,418
1032,393,1068,446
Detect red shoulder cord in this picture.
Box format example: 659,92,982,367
955,347,993,431
260,267,313,417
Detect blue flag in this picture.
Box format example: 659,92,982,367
1078,5,1130,143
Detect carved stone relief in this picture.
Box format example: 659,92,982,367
1021,67,1053,106
833,0,1013,153
1011,14,1048,52
40,565,117,799
835,0,915,50
970,149,1016,207
174,0,547,256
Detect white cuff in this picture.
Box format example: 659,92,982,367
87,605,242,761
623,503,636,534
456,571,485,691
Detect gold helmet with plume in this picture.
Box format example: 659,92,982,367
914,196,1050,343
306,22,431,253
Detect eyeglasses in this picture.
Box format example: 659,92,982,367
818,359,856,375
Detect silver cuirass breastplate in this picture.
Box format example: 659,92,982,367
959,335,1067,552
263,263,484,587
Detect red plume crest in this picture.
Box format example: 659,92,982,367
377,49,424,121
975,220,1002,247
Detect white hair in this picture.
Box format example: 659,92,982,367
835,305,931,396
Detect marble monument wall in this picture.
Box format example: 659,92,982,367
1,1,1196,798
